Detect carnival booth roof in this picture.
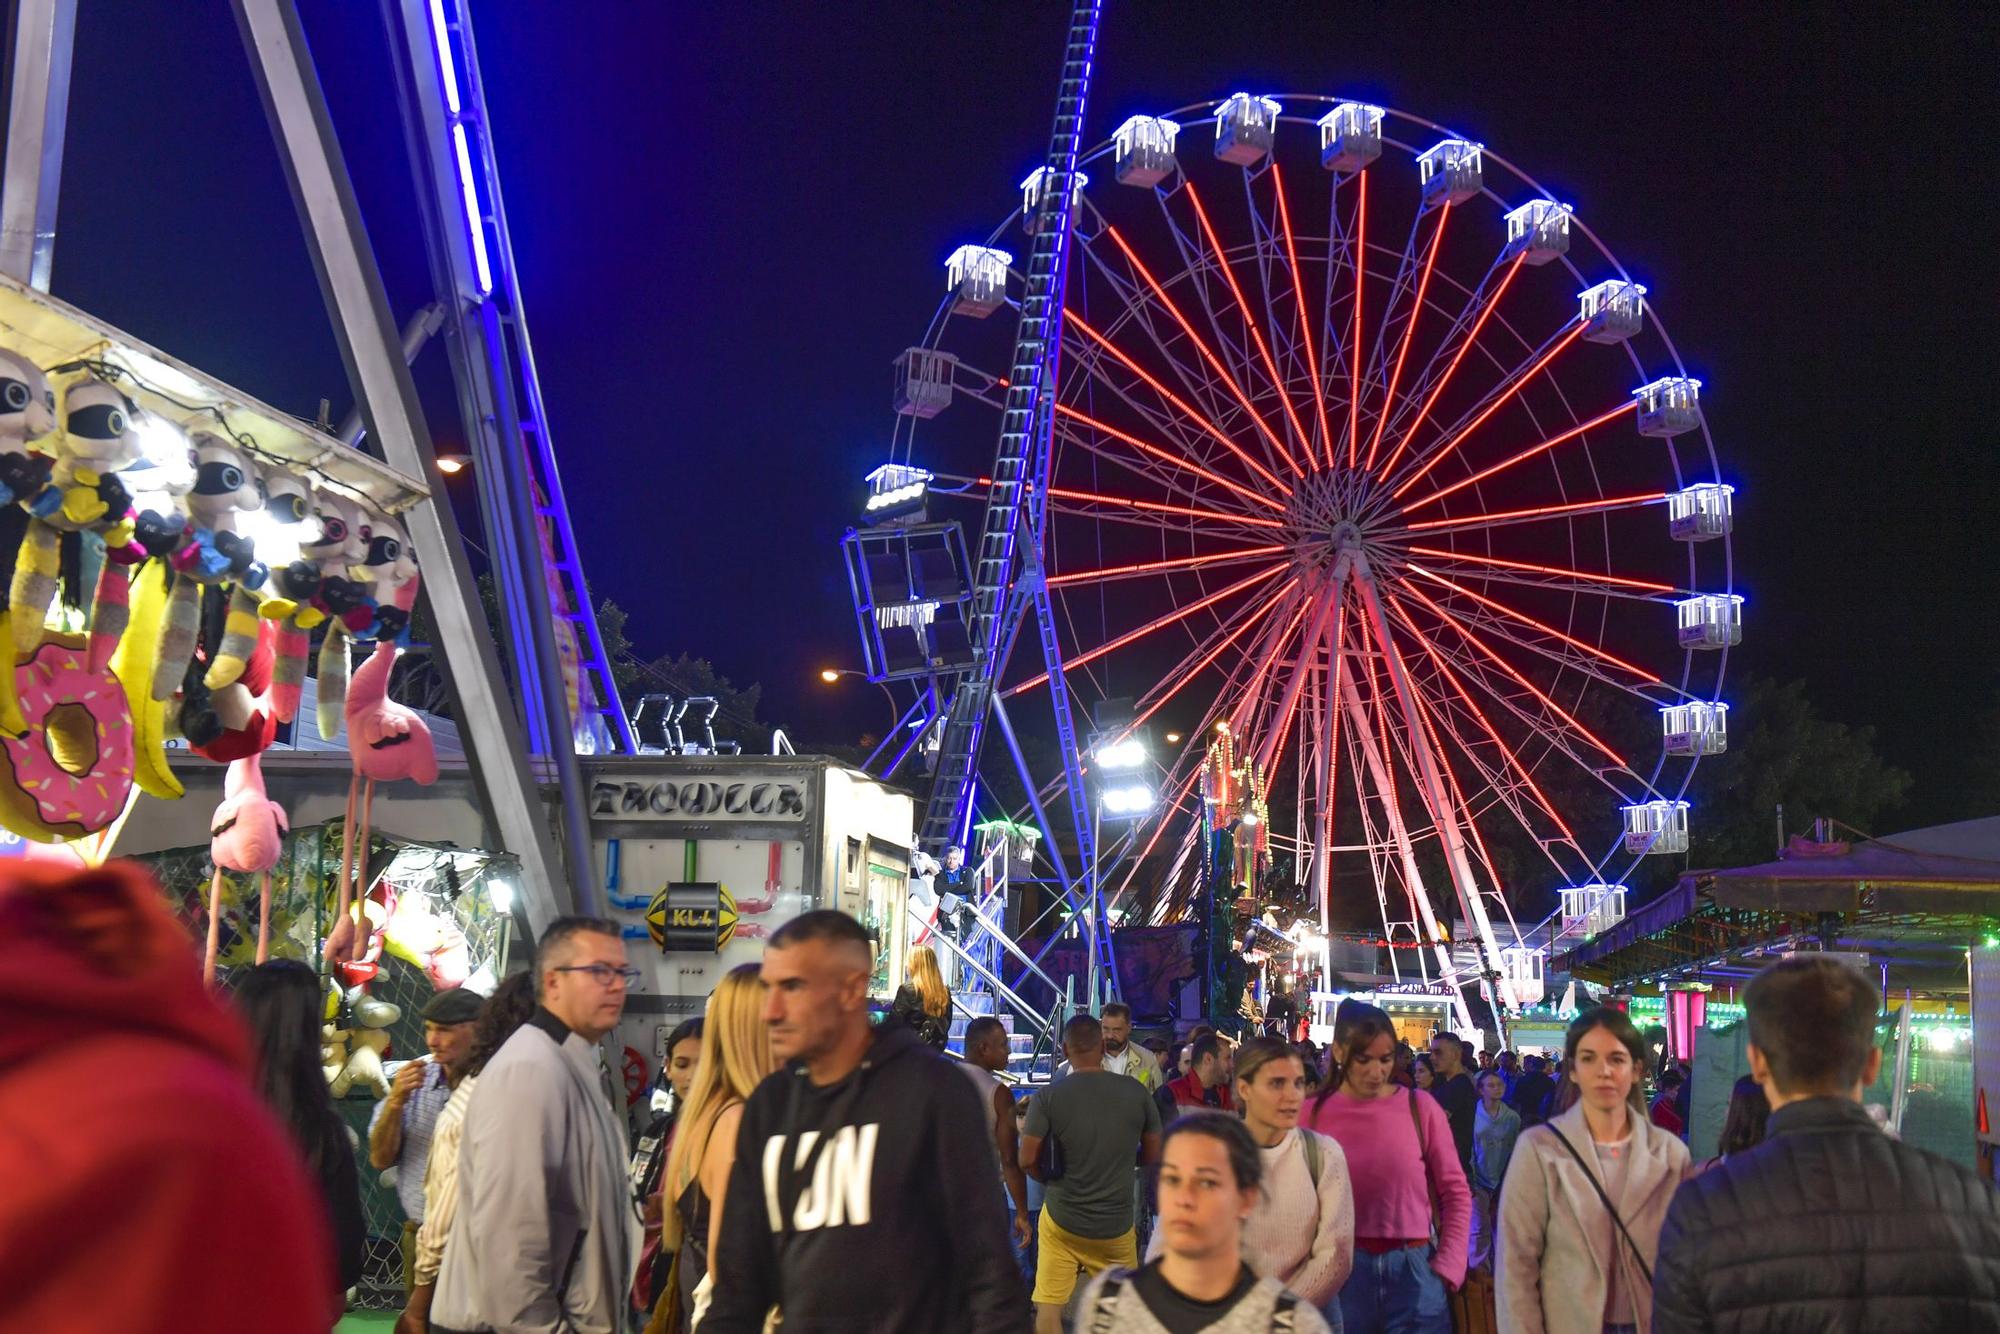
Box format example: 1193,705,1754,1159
1557,816,2000,988
0,271,427,515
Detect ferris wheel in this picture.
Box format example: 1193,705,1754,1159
869,92,1737,1024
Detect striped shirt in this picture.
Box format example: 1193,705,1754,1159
413,1074,478,1286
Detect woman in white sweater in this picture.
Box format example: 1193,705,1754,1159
1496,1008,1690,1334
1148,1036,1353,1321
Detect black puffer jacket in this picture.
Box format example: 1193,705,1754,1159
1652,1096,2000,1333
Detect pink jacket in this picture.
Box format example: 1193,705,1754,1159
1303,1084,1472,1288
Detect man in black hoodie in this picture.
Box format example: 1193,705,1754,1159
706,910,1029,1333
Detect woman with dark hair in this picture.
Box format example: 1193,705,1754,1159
1697,1075,1771,1173
1496,1007,1691,1334
398,972,539,1333
1144,1037,1354,1318
1302,1004,1469,1334
1410,1054,1437,1094
1079,1112,1334,1332
632,1014,706,1316
234,959,366,1320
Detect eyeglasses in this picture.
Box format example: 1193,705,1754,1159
554,963,642,988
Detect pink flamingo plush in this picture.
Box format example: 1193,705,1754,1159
326,576,435,974
203,753,289,984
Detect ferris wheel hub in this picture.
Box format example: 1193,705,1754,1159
1281,470,1404,584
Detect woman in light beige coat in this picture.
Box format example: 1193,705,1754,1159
1496,1009,1690,1334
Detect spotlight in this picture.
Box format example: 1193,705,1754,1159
1092,737,1148,771
1101,783,1154,816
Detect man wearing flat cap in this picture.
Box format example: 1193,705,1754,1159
369,986,482,1293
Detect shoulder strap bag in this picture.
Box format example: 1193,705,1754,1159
1548,1127,1655,1288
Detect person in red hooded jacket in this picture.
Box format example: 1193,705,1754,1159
0,858,335,1331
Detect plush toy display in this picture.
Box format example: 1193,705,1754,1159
324,999,399,1100
381,883,473,990
0,347,426,871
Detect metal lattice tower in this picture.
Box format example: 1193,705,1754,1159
918,0,1115,994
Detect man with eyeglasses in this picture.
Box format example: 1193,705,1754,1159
431,917,644,1334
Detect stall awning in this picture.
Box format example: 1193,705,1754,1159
1555,817,2000,987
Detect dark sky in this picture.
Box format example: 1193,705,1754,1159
37,2,1999,821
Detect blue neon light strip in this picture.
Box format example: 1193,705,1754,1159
451,123,494,296
428,0,461,114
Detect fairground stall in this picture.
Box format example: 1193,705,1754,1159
1555,817,2000,1175
584,755,916,1091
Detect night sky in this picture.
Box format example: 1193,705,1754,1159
38,3,1999,822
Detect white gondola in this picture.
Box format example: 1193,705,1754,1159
1661,701,1729,757
1579,279,1646,343
1214,93,1281,166
1318,102,1382,172
1622,800,1690,855
1667,483,1733,540
1113,115,1179,187
945,245,1012,318
1501,945,1546,1005
892,347,957,419
1503,200,1572,265
1675,593,1743,649
1417,139,1483,207
1020,167,1088,233
1634,376,1703,437
1561,883,1628,937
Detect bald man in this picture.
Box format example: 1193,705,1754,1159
706,911,1028,1334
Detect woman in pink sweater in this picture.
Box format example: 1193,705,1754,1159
1303,1005,1471,1334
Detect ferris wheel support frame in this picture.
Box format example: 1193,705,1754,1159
918,0,1118,998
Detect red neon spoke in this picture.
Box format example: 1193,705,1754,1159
1124,579,1299,731
1392,596,1581,844
1011,564,1287,694
1394,359,1618,506
1399,581,1627,766
971,476,1287,530
1054,403,1286,513
1047,544,1288,588
1401,490,1669,535
1102,225,1299,479
1183,183,1311,476
1390,324,1587,498
1229,599,1313,734
1264,593,1335,779
1377,253,1526,480
1347,170,1367,468
1364,203,1450,472
1069,310,1293,497
1406,565,1662,684
1403,545,1674,594
1268,163,1332,470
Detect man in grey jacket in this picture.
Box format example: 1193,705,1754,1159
431,917,644,1334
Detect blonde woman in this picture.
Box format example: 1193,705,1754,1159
890,944,953,1051
1496,1007,1690,1334
648,965,777,1334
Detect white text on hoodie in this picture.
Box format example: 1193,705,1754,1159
762,1124,880,1232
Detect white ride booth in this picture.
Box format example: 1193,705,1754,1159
585,756,915,1097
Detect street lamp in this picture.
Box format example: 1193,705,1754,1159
436,453,470,475
819,668,840,683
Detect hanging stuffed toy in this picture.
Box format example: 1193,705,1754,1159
154,430,267,709
324,571,430,979
302,493,376,742
0,349,58,737
201,752,288,985
8,378,148,683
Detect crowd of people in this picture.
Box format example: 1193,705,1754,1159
7,858,2000,1332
